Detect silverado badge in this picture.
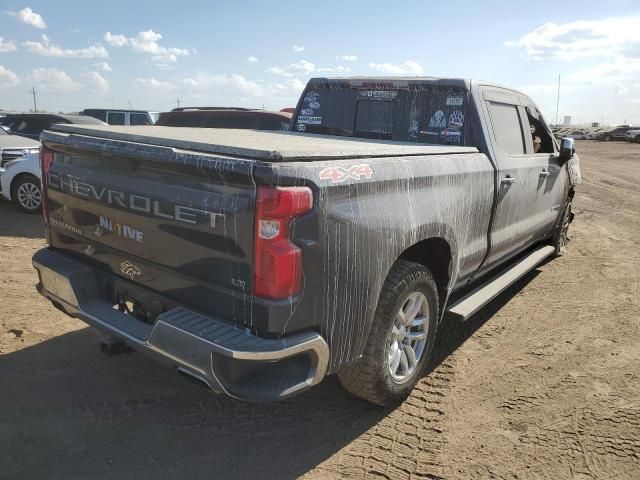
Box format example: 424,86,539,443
120,261,142,280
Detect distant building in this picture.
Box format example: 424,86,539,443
591,122,600,128
563,116,572,126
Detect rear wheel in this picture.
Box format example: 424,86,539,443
12,175,42,213
605,135,613,141
338,260,439,406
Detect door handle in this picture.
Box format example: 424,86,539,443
501,176,516,185
539,170,550,177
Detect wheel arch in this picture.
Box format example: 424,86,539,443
397,236,454,313
340,227,461,370
10,171,41,196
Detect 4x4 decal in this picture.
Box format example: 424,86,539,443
319,164,374,184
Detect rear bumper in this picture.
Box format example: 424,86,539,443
32,248,329,401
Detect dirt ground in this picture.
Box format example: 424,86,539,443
1,141,639,480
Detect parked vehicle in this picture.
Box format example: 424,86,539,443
0,128,41,211
0,115,105,212
1,113,106,140
626,129,640,143
565,130,590,140
0,152,40,212
596,126,635,141
32,77,580,406
156,107,291,130
0,127,40,168
81,109,159,126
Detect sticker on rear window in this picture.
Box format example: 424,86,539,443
448,110,464,128
304,91,319,102
358,90,398,101
446,96,465,106
297,115,322,125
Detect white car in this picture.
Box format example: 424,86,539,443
627,129,640,143
0,152,42,213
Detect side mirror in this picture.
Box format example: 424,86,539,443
559,137,575,163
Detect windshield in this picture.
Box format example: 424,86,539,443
293,84,473,146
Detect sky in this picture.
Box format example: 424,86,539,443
0,0,639,125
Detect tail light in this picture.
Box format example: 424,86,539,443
254,186,313,299
40,146,54,222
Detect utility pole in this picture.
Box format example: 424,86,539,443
554,74,560,127
175,97,181,109
30,86,38,112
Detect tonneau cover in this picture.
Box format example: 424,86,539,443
46,124,478,161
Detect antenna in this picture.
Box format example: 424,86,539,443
30,86,38,112
176,97,181,108
554,74,560,127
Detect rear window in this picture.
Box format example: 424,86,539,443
293,85,473,146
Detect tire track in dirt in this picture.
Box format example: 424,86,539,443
305,361,456,479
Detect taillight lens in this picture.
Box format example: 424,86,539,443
40,146,54,222
254,186,312,299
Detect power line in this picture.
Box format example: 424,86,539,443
30,86,38,112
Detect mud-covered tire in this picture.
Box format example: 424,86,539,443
552,194,574,257
11,174,42,214
337,260,439,406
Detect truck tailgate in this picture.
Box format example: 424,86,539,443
42,133,256,322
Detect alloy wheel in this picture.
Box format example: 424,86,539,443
387,291,429,382
17,181,41,210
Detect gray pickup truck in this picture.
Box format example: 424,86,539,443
32,77,579,406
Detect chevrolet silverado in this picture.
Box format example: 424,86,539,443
32,77,580,405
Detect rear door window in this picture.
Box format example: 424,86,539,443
487,102,526,155
107,112,126,125
130,113,150,125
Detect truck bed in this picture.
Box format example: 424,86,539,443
48,124,478,161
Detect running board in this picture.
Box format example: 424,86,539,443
447,245,555,321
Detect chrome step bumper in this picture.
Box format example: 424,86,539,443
32,248,329,401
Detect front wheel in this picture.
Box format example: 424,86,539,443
338,260,439,406
552,194,574,256
12,175,42,213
